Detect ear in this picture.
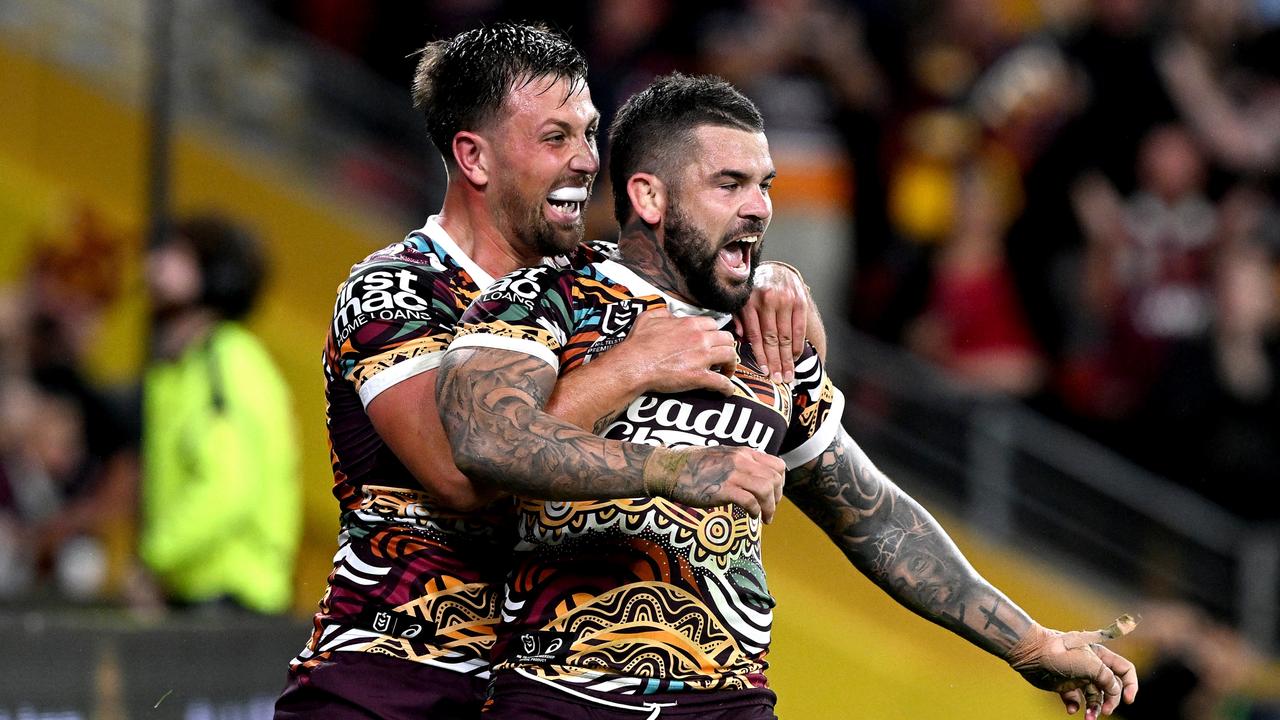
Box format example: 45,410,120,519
452,131,489,187
626,173,666,226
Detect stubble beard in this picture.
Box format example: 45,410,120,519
496,178,585,259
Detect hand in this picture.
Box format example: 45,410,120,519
1008,616,1140,720
738,262,809,384
646,445,786,523
609,308,738,396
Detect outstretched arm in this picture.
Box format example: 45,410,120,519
785,428,1138,718
436,346,786,520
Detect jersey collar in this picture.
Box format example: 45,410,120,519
419,215,496,289
596,258,733,329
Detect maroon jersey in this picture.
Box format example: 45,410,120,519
448,245,845,693
290,217,510,680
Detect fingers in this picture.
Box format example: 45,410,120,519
757,484,777,524
1094,645,1138,707
703,370,736,395
756,307,788,384
730,487,763,521
747,452,785,524
773,464,785,508
1085,649,1121,716
1059,688,1083,716
1063,614,1139,650
739,305,768,375
705,337,738,393
771,303,798,384
789,295,807,361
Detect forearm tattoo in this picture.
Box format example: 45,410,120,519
591,407,626,436
786,430,1031,656
437,348,654,500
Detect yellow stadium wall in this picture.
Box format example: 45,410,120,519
0,40,1134,718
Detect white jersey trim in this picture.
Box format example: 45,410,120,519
595,259,733,329
358,352,443,408
780,387,846,470
357,217,493,407
447,334,561,373
420,215,496,288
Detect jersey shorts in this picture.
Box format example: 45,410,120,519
288,216,511,686
448,244,845,695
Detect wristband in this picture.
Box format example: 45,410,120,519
642,447,686,498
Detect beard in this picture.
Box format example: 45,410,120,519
495,175,586,258
664,200,764,313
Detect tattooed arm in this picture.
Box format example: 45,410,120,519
436,346,786,520
786,428,1139,718
786,427,1032,655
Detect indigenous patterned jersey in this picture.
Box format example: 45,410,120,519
291,217,510,680
449,245,845,693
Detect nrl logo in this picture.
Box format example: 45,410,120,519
600,300,645,336
585,300,646,360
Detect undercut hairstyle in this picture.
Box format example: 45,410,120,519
412,23,588,164
608,73,765,224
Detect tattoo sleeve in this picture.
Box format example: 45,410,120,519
436,347,654,500
785,428,1034,659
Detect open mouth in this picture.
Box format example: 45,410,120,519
545,186,588,224
718,235,760,281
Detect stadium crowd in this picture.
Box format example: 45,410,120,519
1,2,1278,718
264,0,1280,521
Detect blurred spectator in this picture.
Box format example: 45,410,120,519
0,211,139,603
135,215,301,615
1005,0,1178,370
1116,600,1280,720
0,369,137,601
906,164,1047,397
1158,1,1280,177
1133,218,1280,521
1063,124,1222,433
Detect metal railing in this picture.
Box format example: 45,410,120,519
825,318,1280,652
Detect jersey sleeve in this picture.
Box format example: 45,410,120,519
447,265,575,372
778,344,846,470
329,260,463,407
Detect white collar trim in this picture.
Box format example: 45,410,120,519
595,259,732,327
418,215,495,289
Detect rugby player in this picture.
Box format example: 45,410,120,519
436,73,1140,720
276,26,817,720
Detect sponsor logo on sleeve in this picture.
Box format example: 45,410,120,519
479,267,551,308
332,267,434,342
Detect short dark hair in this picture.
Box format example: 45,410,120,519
607,73,764,224
412,23,588,163
167,215,266,321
